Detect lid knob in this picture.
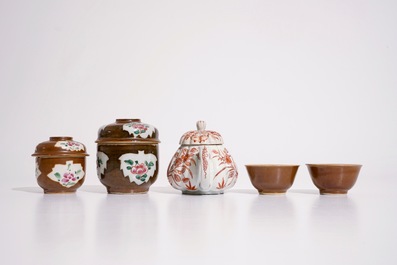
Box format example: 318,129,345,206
196,120,206,131
50,136,73,141
180,120,223,145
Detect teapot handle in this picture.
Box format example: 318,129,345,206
199,146,211,191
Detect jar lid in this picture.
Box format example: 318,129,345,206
96,119,160,144
32,136,89,157
179,121,223,145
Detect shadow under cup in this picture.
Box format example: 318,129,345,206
245,165,299,194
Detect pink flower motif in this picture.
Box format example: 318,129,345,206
62,172,75,183
131,163,148,175
133,124,148,131
64,172,74,179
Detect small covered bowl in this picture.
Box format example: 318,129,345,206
32,136,89,194
96,119,160,194
167,121,238,195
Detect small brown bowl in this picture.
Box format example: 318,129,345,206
306,164,362,195
32,136,89,194
245,164,299,194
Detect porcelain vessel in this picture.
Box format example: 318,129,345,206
32,136,89,193
246,164,299,194
167,121,238,195
306,164,362,195
96,119,160,194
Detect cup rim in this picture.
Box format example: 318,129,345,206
306,163,362,167
245,164,300,167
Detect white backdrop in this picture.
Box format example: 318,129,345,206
1,0,396,191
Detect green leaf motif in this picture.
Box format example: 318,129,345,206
75,170,82,174
145,161,154,170
126,166,132,170
124,160,134,166
54,172,61,179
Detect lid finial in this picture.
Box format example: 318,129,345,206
196,121,206,131
179,120,223,145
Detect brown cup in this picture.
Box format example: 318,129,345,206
246,164,299,194
306,164,362,195
32,136,89,194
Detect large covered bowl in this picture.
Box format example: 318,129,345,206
96,118,160,194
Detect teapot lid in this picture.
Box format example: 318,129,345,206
32,136,89,157
179,121,223,145
96,119,160,144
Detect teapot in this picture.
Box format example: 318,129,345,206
167,121,238,195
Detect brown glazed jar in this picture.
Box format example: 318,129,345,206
32,136,89,194
96,119,160,194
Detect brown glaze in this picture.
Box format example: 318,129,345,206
97,119,160,144
33,136,88,157
246,165,299,194
32,137,89,194
306,164,362,195
97,144,159,194
35,157,86,193
96,119,160,194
